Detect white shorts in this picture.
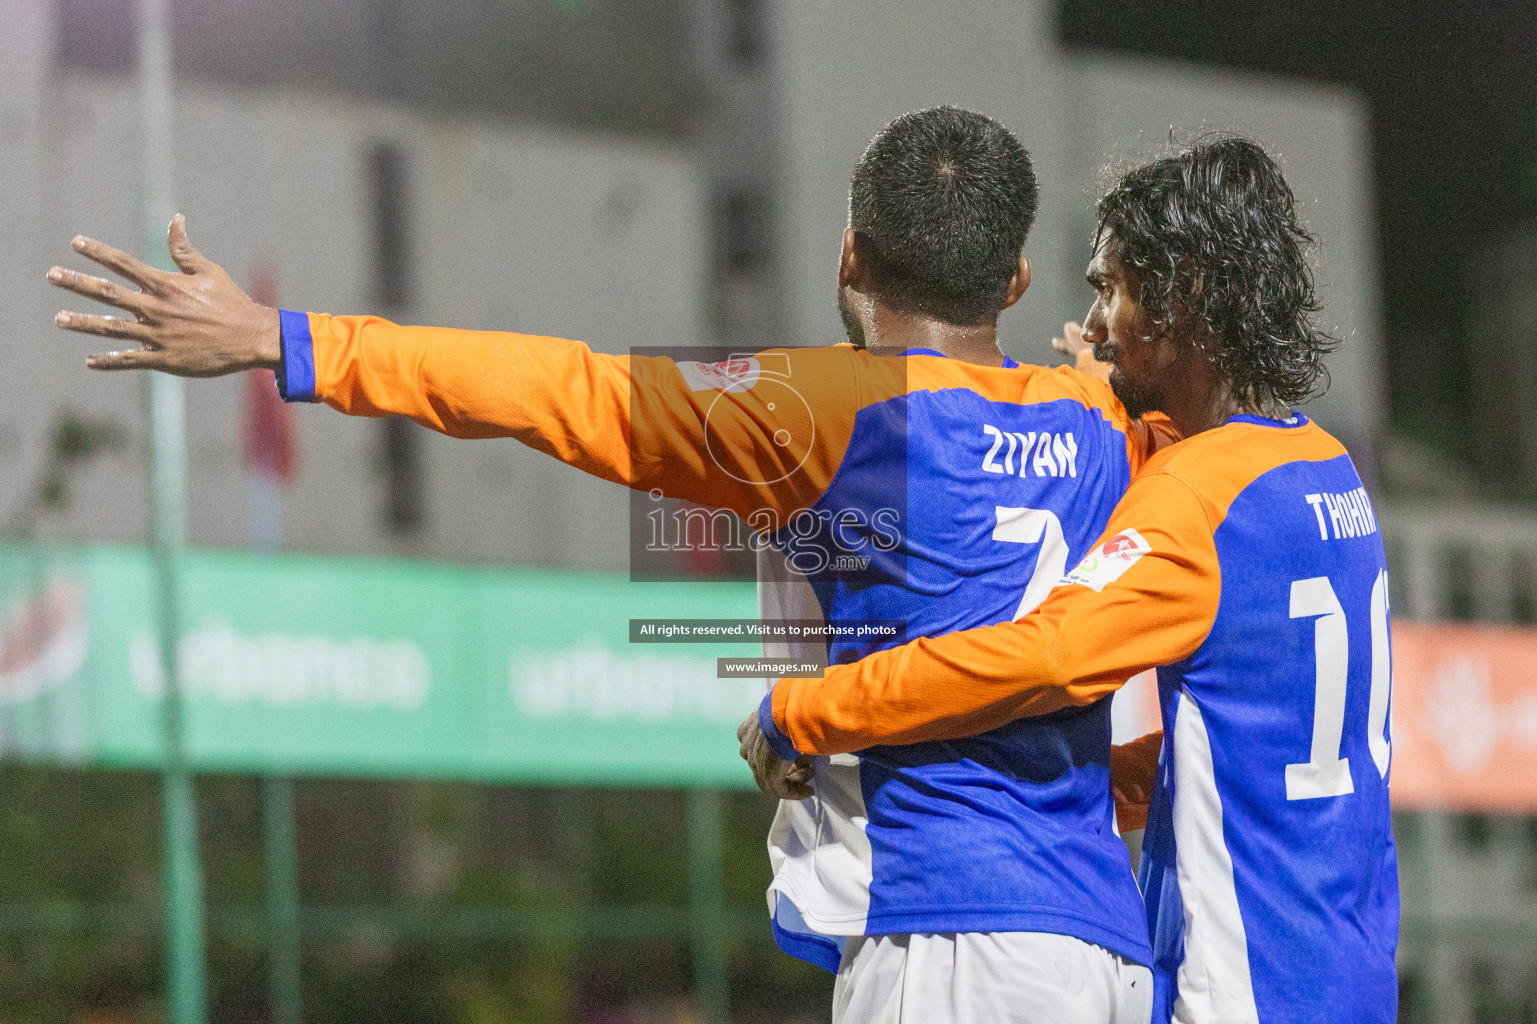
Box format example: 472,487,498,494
831,931,1153,1024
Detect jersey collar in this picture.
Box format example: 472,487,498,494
899,347,1020,369
1225,411,1309,429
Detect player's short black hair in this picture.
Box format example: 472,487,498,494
1094,135,1339,408
850,106,1038,327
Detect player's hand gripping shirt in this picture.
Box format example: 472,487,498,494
762,413,1400,1024
275,311,1167,973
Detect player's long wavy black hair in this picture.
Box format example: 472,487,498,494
1094,135,1339,409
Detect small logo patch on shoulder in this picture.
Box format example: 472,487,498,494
677,357,761,392
1061,528,1151,592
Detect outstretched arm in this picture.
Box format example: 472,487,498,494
752,470,1221,758
49,218,867,517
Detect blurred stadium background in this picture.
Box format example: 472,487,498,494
0,0,1534,1021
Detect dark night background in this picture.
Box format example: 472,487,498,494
1060,0,1537,479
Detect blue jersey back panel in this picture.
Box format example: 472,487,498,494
778,382,1151,963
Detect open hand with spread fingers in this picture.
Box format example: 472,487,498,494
48,215,281,377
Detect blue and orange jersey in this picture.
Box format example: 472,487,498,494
762,412,1399,1023
275,311,1169,971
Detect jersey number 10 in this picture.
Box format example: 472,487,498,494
1286,570,1392,801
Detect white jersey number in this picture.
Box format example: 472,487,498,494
993,507,1069,620
1285,570,1392,801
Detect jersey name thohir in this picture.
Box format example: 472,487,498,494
1137,415,1398,1024
758,412,1400,1021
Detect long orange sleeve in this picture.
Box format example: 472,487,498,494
294,313,884,520
768,469,1222,754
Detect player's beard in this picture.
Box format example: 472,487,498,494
1108,365,1158,420
1097,338,1159,419
837,288,866,349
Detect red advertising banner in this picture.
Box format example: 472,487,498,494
1390,621,1537,811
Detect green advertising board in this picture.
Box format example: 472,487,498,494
0,543,762,789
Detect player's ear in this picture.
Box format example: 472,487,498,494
1001,254,1031,309
838,228,868,292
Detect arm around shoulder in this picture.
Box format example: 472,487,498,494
769,470,1223,756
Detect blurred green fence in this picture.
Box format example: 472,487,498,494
0,542,762,787
0,543,766,1023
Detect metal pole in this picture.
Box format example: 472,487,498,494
139,2,207,1022
250,461,301,1024
263,775,302,1024
148,372,206,1024
686,789,729,1024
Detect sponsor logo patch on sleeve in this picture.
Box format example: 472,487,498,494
1061,528,1151,592
677,357,761,393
